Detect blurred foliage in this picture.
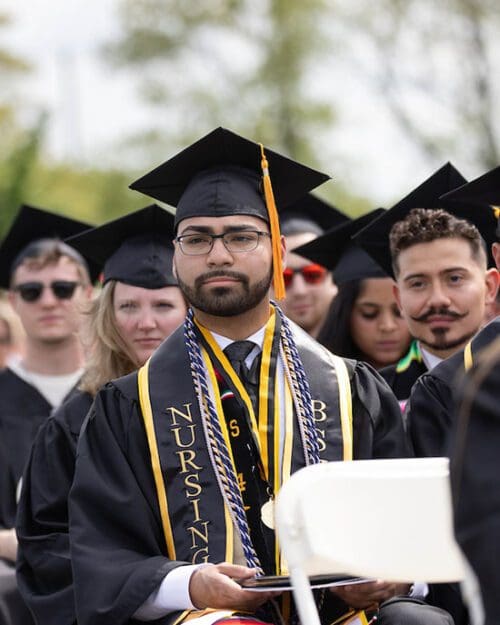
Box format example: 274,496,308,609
0,11,143,238
104,0,500,212
2,0,500,237
328,0,500,171
103,0,372,214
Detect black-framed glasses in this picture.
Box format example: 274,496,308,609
283,264,328,288
13,281,82,303
175,230,271,255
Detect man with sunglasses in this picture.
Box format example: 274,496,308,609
0,205,93,625
279,195,349,339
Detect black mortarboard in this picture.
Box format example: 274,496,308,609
130,127,330,300
293,209,387,284
353,163,470,278
129,127,330,227
0,204,96,289
440,165,500,241
280,193,350,237
66,205,178,289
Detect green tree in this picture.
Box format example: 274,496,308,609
103,0,372,214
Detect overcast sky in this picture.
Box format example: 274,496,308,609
4,0,447,206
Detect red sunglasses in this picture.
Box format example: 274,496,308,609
283,263,328,288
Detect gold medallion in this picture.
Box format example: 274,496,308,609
261,498,275,529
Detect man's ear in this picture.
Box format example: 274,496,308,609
172,258,178,280
492,242,500,270
280,235,287,270
393,282,403,314
484,267,500,305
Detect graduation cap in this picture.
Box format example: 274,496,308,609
353,163,472,278
0,204,96,289
279,193,350,238
129,127,330,299
440,165,500,241
66,205,178,288
294,209,388,285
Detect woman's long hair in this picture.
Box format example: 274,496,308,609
79,281,139,396
317,279,363,359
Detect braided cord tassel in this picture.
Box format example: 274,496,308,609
183,310,261,570
276,306,320,465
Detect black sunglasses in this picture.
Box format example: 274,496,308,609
13,281,82,303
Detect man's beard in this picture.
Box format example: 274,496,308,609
417,328,477,353
410,306,475,352
177,268,273,317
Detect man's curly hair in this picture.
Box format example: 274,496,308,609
390,208,487,277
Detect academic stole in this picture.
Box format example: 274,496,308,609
195,308,290,576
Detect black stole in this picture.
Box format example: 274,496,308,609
137,320,351,570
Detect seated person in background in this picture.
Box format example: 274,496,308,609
0,205,94,625
405,166,500,459
279,194,348,338
354,163,498,408
295,210,411,371
16,204,187,625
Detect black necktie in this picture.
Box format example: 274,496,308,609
224,341,260,413
222,341,273,572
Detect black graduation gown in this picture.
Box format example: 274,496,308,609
0,369,80,625
68,325,409,625
0,370,62,625
0,370,53,529
451,336,500,625
403,324,500,625
407,318,500,458
380,340,428,408
16,390,93,625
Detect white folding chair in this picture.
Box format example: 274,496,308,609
275,457,465,625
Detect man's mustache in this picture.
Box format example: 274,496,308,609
410,307,468,323
195,270,248,289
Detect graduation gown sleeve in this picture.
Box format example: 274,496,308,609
350,361,412,459
406,372,455,458
68,381,188,625
408,318,500,459
0,370,53,529
15,391,93,625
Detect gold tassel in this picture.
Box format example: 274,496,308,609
492,205,500,220
260,144,285,300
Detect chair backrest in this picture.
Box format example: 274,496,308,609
275,457,465,583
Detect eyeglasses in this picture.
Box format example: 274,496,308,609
13,281,82,303
175,230,271,255
283,264,328,288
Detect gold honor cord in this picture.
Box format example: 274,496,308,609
330,354,353,461
258,311,277,474
137,359,176,558
464,339,473,371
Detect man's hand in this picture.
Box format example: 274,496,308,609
331,580,411,610
0,529,17,562
189,563,279,611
